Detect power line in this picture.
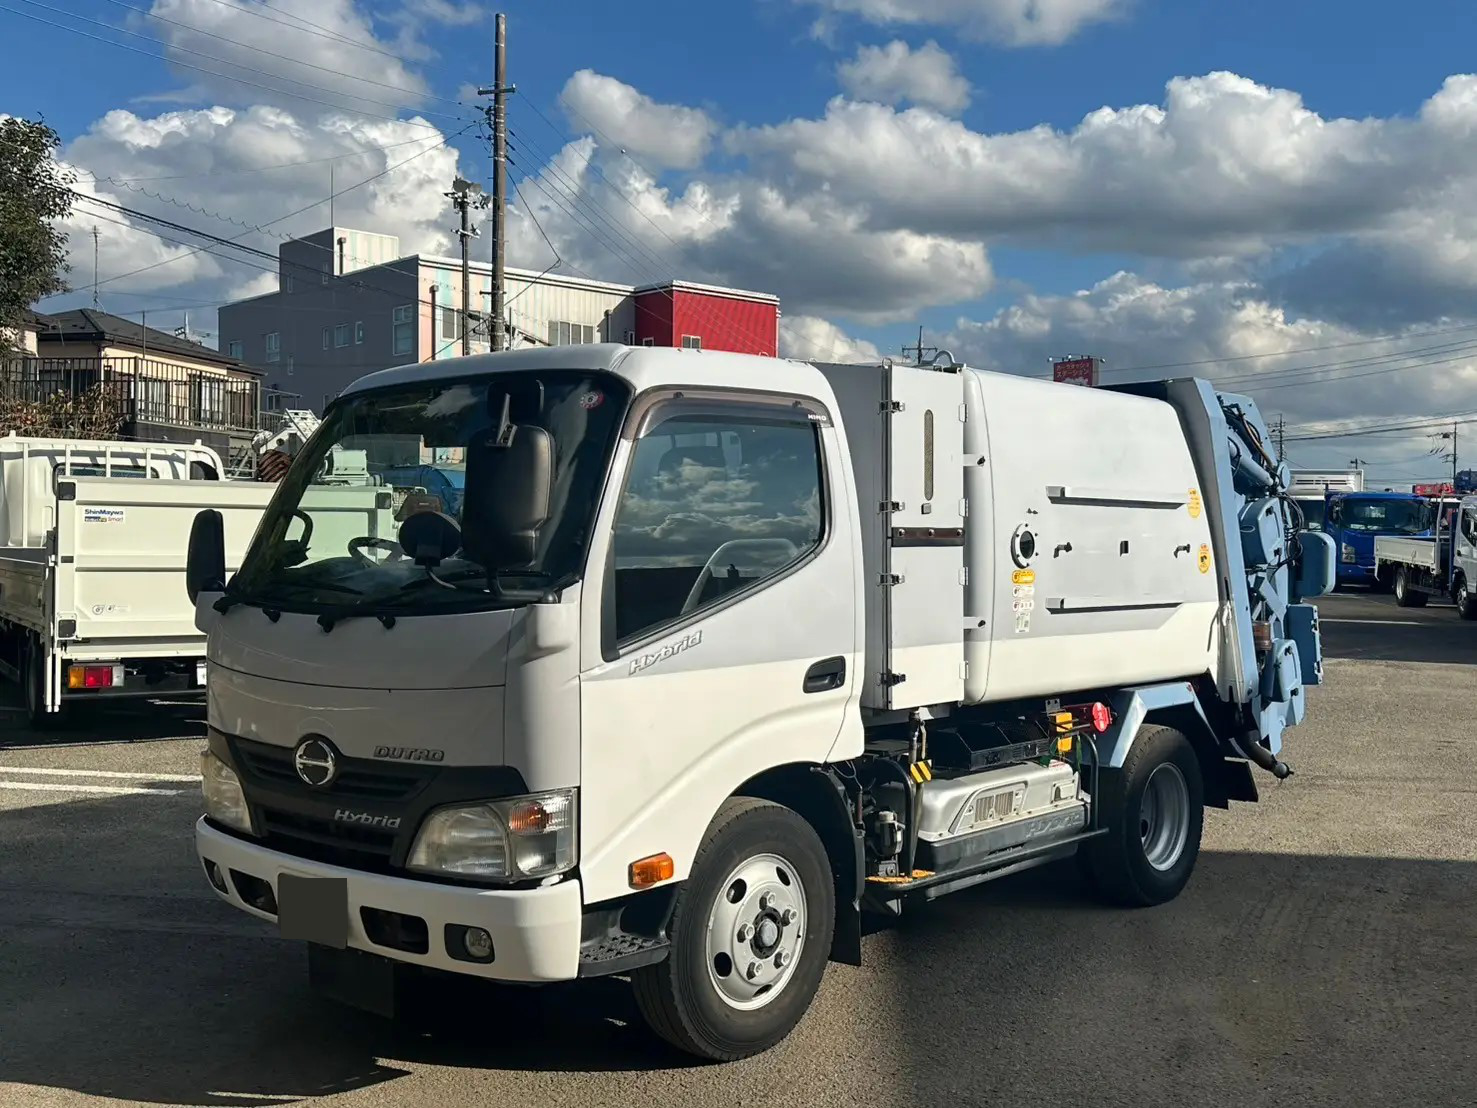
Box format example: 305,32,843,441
0,1,450,131
1285,412,1477,443
192,0,412,64
71,133,439,184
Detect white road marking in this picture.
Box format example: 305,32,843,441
0,766,201,782
0,782,190,797
1320,618,1427,626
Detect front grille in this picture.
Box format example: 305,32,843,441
257,806,398,871
235,741,432,802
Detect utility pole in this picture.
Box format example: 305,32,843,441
91,226,100,308
447,177,487,356
1270,414,1286,462
1437,423,1458,487
477,14,514,352
901,325,937,366
1348,457,1368,472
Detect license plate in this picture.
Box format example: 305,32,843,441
196,661,208,686
277,875,349,948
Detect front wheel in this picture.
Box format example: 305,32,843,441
1455,577,1477,621
1393,567,1428,607
632,798,835,1061
1079,725,1204,907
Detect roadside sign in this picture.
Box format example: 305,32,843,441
1052,356,1098,387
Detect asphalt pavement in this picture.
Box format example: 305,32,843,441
1,590,1474,1107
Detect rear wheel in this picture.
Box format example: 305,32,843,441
1393,568,1428,608
1455,576,1477,621
632,798,835,1061
1079,726,1204,907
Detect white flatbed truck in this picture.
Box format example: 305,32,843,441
187,346,1335,1060
1375,495,1477,618
0,436,394,725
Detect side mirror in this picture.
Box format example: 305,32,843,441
187,509,227,604
462,425,554,569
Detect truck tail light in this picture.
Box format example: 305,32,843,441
68,664,123,690
1090,701,1113,733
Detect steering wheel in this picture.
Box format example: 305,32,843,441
679,539,800,616
349,537,405,566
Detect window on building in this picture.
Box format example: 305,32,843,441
265,332,280,362
355,321,365,344
623,330,636,345
321,328,331,350
321,267,331,285
608,404,824,646
283,274,294,293
227,340,243,359
334,323,350,348
547,320,595,346
642,337,655,347
681,335,702,350
439,305,464,343
286,355,295,377
392,305,414,355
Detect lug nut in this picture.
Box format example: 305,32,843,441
781,908,796,925
776,949,792,968
758,893,773,911
736,924,749,943
746,961,761,980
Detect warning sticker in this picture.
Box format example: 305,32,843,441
1012,598,1035,613
1198,544,1212,574
1012,569,1036,586
83,507,125,524
1014,611,1032,634
1012,584,1035,599
1188,489,1202,519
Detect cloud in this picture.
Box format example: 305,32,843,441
56,105,463,314
795,0,1127,46
143,0,432,114
837,40,971,113
940,270,1477,471
781,315,883,363
560,71,717,171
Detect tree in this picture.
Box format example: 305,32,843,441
1,117,74,357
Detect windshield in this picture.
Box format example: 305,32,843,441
1298,498,1326,530
1338,497,1430,535
231,370,630,615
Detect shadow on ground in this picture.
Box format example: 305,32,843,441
3,788,1473,1106
0,691,205,749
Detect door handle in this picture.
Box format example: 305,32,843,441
803,656,846,694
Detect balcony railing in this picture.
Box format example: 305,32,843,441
0,356,262,433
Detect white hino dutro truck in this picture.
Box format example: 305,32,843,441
187,345,1334,1060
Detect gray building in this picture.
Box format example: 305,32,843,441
219,227,636,412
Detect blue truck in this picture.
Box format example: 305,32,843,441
1324,490,1433,588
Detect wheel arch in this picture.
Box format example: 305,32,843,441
731,763,863,967
1102,685,1256,811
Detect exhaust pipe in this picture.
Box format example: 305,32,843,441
1237,730,1293,779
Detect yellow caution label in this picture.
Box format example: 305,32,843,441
909,761,933,784
1188,489,1202,519
1198,544,1212,574
1053,711,1074,734
1012,569,1036,586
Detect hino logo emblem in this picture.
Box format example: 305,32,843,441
293,737,338,788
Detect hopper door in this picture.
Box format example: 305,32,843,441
879,365,967,709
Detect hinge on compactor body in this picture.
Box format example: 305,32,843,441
879,672,907,687
879,500,905,513
879,573,905,586
880,400,905,414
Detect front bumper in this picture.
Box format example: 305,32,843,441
1337,562,1377,583
196,818,583,982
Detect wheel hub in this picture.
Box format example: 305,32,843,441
706,853,808,1011
1139,762,1191,872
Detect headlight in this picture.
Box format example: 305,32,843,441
408,790,576,880
1341,543,1357,564
200,750,252,834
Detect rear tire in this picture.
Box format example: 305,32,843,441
632,798,835,1061
1393,568,1428,608
1455,576,1477,621
1079,726,1204,907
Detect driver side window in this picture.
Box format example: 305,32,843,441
609,405,825,646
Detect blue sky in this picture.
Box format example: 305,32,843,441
5,0,1477,482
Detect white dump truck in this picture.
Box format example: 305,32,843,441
0,435,394,726
187,346,1334,1060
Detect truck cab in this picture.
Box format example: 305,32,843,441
1325,490,1432,587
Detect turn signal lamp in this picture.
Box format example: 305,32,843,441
629,853,675,889
68,664,121,690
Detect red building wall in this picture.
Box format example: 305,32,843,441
633,288,778,356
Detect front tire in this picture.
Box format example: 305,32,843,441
1393,568,1428,607
632,798,835,1061
1080,726,1204,907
